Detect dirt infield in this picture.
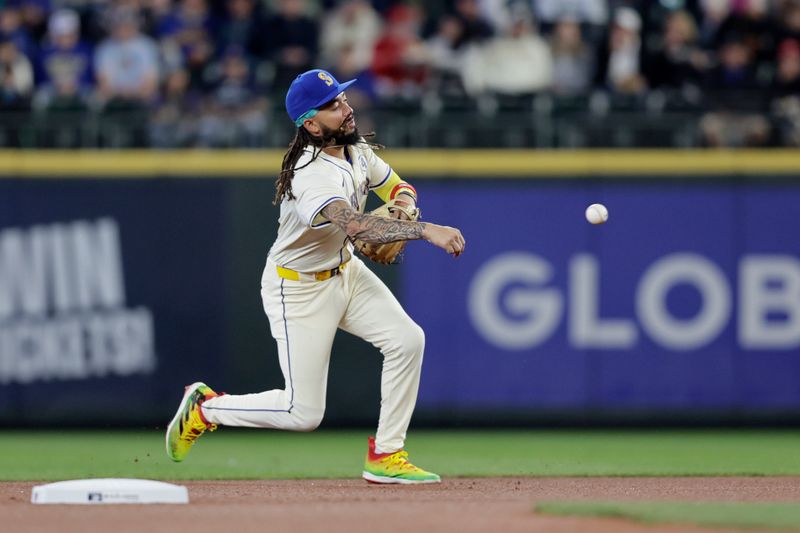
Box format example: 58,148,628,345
5,477,800,533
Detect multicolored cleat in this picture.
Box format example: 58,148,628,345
362,436,441,484
166,382,218,462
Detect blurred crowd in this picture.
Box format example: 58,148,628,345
1,0,799,147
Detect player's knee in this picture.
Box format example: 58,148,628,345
293,417,322,432
382,322,425,360
291,408,324,432
401,323,425,359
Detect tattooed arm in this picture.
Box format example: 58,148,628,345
321,200,424,243
321,200,466,256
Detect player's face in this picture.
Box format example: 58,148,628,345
311,92,360,145
314,93,356,135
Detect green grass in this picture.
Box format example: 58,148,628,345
536,501,800,530
2,429,800,480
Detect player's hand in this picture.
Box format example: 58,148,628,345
422,223,465,257
390,207,410,221
390,197,414,221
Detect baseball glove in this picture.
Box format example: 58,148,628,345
353,198,420,265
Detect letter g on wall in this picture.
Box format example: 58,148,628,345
467,252,563,350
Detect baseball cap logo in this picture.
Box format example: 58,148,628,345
318,72,334,86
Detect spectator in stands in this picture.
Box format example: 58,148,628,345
33,65,90,147
426,14,464,73
150,68,201,147
476,0,516,34
700,33,770,146
425,14,468,97
0,6,36,58
534,0,608,31
35,70,88,113
773,38,800,97
158,0,215,48
30,9,92,147
330,43,378,103
88,0,152,46
216,0,263,58
714,0,776,68
320,0,382,73
0,38,32,145
157,0,215,90
644,10,708,89
95,8,160,107
371,3,428,98
771,38,800,146
549,17,595,95
535,0,607,24
263,0,318,93
461,10,552,96
18,0,49,44
35,10,93,97
198,48,266,147
0,38,33,109
140,0,173,39
777,1,800,43
636,0,703,45
330,43,378,131
703,32,764,105
596,7,647,95
697,0,731,49
451,0,493,47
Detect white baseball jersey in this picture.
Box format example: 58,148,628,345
268,143,392,272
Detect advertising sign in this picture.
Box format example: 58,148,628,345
404,181,800,412
0,180,228,424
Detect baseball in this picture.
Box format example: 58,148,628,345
585,203,609,224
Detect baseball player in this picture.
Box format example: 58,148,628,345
166,69,465,484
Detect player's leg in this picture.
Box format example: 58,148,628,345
200,263,344,431
339,258,438,483
338,258,425,451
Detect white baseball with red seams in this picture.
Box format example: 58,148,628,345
585,203,609,224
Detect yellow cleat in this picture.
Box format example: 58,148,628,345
165,382,218,462
362,436,441,484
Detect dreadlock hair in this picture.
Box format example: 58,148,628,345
273,127,384,205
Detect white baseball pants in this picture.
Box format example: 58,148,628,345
200,256,425,453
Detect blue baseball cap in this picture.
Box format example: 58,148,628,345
285,69,357,127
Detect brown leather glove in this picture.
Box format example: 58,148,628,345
352,198,420,265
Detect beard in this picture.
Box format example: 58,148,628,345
320,120,360,146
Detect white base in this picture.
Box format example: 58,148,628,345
31,478,189,504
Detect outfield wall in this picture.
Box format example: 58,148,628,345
0,150,798,426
